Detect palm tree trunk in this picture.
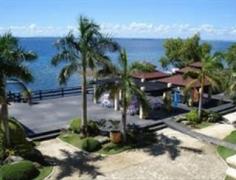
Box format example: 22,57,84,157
198,84,203,119
93,77,98,104
121,92,127,143
2,101,10,147
81,61,88,136
1,80,10,147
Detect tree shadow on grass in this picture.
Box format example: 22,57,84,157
45,150,104,179
143,133,203,160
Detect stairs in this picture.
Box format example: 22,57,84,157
207,103,236,115
27,129,61,141
142,121,167,132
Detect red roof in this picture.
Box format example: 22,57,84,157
189,62,202,69
158,74,209,88
176,66,200,74
132,71,169,80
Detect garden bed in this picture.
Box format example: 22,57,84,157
217,131,236,160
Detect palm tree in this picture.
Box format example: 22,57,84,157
96,49,149,142
184,53,223,119
0,33,37,147
224,44,236,101
52,16,118,136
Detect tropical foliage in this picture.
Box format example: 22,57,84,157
224,44,236,102
96,49,149,142
160,34,211,69
52,16,118,136
0,33,37,147
183,53,223,118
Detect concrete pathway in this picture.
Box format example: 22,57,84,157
165,118,236,150
38,126,229,180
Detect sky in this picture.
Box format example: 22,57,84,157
0,0,236,40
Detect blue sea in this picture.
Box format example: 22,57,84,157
16,38,235,91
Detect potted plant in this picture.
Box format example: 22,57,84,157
108,120,121,144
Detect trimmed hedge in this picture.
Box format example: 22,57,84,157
69,118,81,133
0,160,39,180
81,137,101,152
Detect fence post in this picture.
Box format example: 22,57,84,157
39,90,42,100
61,88,64,97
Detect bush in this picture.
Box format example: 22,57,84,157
81,137,101,152
69,118,81,133
0,160,39,180
186,109,200,124
7,118,34,158
87,121,100,136
206,111,222,123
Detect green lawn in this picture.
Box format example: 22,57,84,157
99,142,133,155
59,132,133,155
59,133,84,149
193,122,212,129
34,166,53,180
217,131,236,160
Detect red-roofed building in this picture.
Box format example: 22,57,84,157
189,62,202,69
158,74,209,88
132,71,169,81
176,66,200,74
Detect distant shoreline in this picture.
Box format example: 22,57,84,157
17,36,236,43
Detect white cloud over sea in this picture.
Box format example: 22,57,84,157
0,22,236,40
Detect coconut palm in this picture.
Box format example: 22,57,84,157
183,53,223,118
0,33,37,146
52,16,118,136
96,49,149,142
224,44,236,101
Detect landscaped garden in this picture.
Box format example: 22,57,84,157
59,117,157,155
179,109,223,129
0,118,53,180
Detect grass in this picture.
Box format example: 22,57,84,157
59,132,84,149
217,131,236,160
192,121,212,129
99,143,133,155
34,166,53,180
59,132,134,155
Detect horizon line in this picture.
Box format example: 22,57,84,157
16,36,236,42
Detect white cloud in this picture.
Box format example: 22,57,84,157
0,22,236,40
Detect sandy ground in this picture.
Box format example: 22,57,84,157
37,123,234,180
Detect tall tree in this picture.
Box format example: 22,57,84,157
0,33,37,146
160,34,211,69
52,16,118,136
224,44,236,100
183,53,223,118
96,50,149,142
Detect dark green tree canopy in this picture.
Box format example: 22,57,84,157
160,34,212,69
225,44,236,71
0,33,37,93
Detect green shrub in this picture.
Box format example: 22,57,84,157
7,118,34,157
69,118,81,133
0,160,39,180
186,109,200,124
87,121,100,136
81,137,101,152
207,111,222,123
